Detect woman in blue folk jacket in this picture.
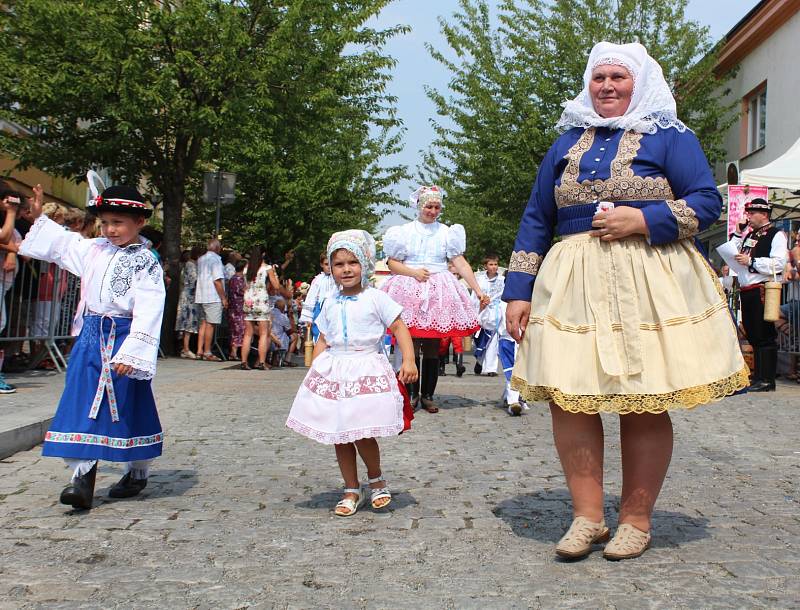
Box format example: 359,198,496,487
503,42,748,561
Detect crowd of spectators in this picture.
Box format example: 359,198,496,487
174,240,304,370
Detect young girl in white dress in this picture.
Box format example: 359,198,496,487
286,230,417,517
286,230,418,516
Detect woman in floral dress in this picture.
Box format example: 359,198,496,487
241,246,281,370
175,246,202,358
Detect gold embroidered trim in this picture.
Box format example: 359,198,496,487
510,367,750,415
668,199,699,239
529,300,729,333
559,128,595,188
609,131,642,179
508,251,543,276
555,130,675,207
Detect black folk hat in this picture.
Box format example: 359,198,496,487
87,185,152,218
744,197,771,214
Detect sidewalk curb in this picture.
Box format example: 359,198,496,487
0,417,52,460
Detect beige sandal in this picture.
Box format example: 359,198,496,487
555,516,610,559
334,487,365,517
603,523,651,560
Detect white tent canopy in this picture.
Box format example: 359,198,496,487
740,136,800,191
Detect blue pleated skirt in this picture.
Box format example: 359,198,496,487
41,315,163,462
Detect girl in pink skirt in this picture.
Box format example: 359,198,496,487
381,185,488,412
286,230,418,517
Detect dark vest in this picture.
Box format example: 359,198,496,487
742,225,780,259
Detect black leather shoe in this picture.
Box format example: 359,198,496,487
109,472,148,498
748,380,776,392
455,364,465,377
474,362,482,375
487,372,498,377
60,463,97,510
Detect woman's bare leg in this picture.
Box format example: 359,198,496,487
618,411,673,532
550,402,605,522
241,322,253,366
257,320,269,365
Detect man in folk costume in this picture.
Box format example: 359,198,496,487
728,198,788,391
19,175,165,509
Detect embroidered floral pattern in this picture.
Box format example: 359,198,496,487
130,331,159,346
508,251,543,276
555,130,675,207
109,248,159,298
668,199,699,239
382,272,479,336
45,430,163,448
304,369,393,400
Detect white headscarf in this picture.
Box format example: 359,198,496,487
555,41,687,134
327,229,376,288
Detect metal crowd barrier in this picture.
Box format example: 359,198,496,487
778,281,800,356
0,258,80,373
725,279,800,357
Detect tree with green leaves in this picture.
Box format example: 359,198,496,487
0,0,407,349
422,0,736,263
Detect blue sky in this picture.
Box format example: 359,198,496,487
371,0,761,227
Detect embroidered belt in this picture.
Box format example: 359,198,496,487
739,283,765,292
89,315,120,422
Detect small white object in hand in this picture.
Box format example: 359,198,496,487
595,201,615,214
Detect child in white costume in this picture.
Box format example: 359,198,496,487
299,251,337,342
472,254,505,376
286,230,417,517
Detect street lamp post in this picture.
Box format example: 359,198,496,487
203,170,237,238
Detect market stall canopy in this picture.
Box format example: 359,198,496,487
740,136,800,191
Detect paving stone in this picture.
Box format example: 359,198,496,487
0,358,798,607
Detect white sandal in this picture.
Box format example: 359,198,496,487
334,487,365,517
367,474,392,509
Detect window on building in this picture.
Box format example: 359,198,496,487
746,85,767,154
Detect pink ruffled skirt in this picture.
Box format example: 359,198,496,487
286,350,404,445
381,272,479,338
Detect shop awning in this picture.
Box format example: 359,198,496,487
740,136,800,191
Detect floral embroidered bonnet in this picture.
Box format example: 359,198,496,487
327,229,376,288
555,41,687,135
410,185,444,214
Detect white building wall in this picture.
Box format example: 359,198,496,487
715,9,800,181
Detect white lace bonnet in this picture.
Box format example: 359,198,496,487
409,185,445,212
555,41,687,134
326,229,376,288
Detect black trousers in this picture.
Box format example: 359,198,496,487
740,287,777,350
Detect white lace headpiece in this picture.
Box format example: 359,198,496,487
555,41,687,134
327,229,376,288
409,185,445,213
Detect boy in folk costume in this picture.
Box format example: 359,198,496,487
300,251,337,342
19,177,165,510
472,254,505,377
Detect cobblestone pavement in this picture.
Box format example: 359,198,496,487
1,357,798,609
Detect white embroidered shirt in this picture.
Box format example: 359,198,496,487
19,215,165,379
